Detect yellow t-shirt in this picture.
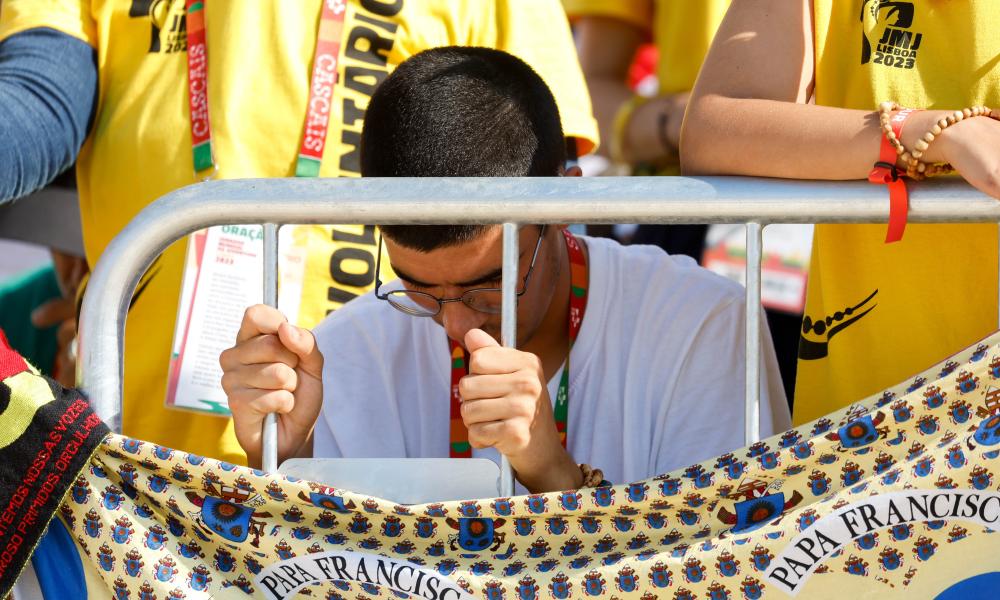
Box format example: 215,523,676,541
0,0,599,463
794,1,1000,424
562,0,730,95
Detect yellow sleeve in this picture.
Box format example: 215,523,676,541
561,0,653,34
0,0,96,47
492,0,600,156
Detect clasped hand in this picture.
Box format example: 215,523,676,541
222,306,579,491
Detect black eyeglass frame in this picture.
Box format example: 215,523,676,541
374,225,548,317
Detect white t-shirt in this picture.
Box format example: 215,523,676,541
312,236,790,485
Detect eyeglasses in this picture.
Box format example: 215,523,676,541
374,225,548,317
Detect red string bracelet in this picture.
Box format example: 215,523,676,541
869,107,919,243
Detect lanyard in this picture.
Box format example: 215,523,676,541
448,229,589,458
184,0,349,178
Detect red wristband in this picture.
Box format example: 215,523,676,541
869,108,919,243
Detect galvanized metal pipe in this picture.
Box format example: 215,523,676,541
77,177,1000,466
499,223,520,496
262,223,280,473
744,223,763,446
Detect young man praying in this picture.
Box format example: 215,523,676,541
221,46,789,493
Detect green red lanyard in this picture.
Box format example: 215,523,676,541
184,0,348,178
448,229,589,458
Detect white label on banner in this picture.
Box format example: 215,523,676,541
765,489,1000,595
255,551,474,600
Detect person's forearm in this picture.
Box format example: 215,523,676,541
623,93,685,164
589,75,687,165
682,98,960,179
682,97,883,178
575,15,645,162
0,28,97,202
679,0,999,196
586,77,632,160
510,446,583,493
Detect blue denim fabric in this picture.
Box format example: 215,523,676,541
0,28,97,203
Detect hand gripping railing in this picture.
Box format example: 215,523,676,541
77,176,1000,494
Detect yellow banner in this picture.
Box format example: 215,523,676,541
52,331,1000,598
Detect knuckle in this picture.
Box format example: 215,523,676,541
272,364,298,390
505,423,529,448
244,304,263,322
220,370,235,393
516,374,542,397
274,390,296,414
467,427,486,449
227,389,248,411
514,397,535,419
248,390,290,415
258,363,283,388
247,393,272,415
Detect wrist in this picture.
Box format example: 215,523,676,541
611,95,649,165
242,436,263,469
277,420,314,465
624,98,662,158
898,110,951,165
621,96,682,165
508,441,581,493
929,113,978,164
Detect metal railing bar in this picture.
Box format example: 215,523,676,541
76,177,999,476
499,223,520,496
744,223,763,445
262,223,280,473
83,177,1000,230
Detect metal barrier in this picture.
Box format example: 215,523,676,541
77,176,1000,495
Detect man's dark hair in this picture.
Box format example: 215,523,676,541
361,46,565,251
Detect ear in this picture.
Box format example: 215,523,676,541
446,517,460,530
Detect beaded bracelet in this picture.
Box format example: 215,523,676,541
578,463,608,488
878,101,998,180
